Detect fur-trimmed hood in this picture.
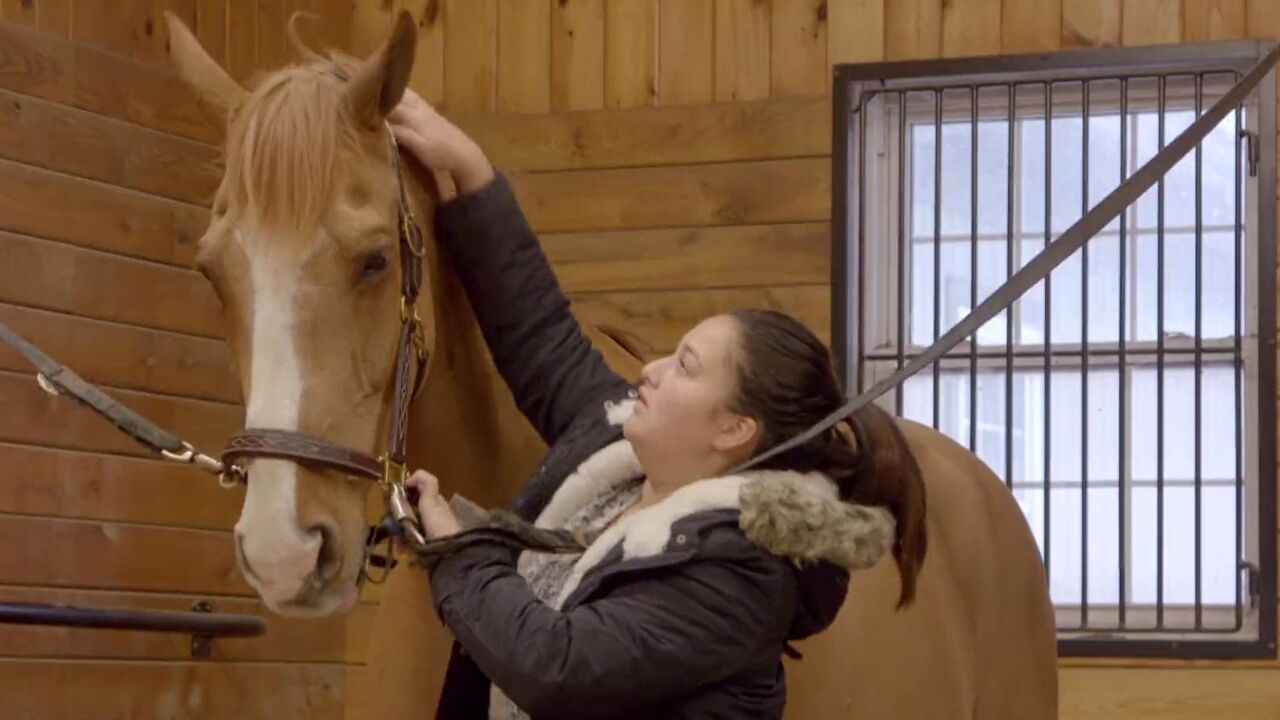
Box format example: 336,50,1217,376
536,399,896,620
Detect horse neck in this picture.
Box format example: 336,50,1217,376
400,176,547,509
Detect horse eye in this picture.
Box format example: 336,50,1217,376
361,252,389,277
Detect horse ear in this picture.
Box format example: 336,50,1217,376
345,9,417,129
165,11,247,125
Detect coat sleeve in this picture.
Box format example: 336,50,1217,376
428,542,798,719
434,173,631,445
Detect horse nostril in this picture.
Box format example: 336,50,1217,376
311,525,342,582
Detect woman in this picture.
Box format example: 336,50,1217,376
390,90,927,720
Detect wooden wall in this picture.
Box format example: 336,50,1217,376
350,1,1280,718
0,2,364,718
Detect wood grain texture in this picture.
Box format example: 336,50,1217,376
1122,0,1182,45
194,0,227,66
443,0,497,111
657,0,713,105
828,0,886,64
256,0,287,71
0,303,236,403
454,96,828,172
886,0,942,59
496,0,551,113
571,285,831,352
0,660,345,720
403,0,446,105
543,223,830,293
509,158,831,233
1,0,37,28
1062,0,1122,47
37,0,72,38
1001,0,1062,52
0,441,241,528
1182,0,1245,41
0,513,246,594
604,0,657,108
1246,0,1280,40
1059,667,1280,719
0,370,240,459
552,0,604,110
943,0,1002,57
713,0,770,102
771,0,827,97
0,87,219,206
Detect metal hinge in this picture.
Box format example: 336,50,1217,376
1240,130,1259,177
1241,560,1262,609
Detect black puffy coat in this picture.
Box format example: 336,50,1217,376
428,174,895,719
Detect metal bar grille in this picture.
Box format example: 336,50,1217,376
834,41,1278,658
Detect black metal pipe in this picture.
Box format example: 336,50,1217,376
1081,80,1091,627
934,90,943,430
1006,83,1017,490
1156,74,1166,630
1118,77,1129,629
1044,81,1054,583
1193,73,1204,630
0,602,266,637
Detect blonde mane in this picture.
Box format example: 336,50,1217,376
222,52,366,232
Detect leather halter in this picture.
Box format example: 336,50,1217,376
219,129,432,557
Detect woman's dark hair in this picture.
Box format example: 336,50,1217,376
726,308,927,608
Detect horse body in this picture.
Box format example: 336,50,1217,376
167,10,1057,718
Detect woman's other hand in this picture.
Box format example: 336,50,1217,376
388,89,495,195
406,469,463,539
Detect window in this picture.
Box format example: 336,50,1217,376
834,44,1277,657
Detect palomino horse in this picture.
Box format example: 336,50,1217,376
166,10,1057,718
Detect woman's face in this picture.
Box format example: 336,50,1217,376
623,314,758,473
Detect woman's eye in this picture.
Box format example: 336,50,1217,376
360,252,389,278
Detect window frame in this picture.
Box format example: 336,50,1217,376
832,41,1278,659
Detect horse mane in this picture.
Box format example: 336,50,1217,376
222,45,366,233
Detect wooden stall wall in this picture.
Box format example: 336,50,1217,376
0,2,358,718
350,0,1280,718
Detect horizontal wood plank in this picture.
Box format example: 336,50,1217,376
0,585,372,663
1060,666,1280,719
0,162,208,268
0,20,217,143
456,97,828,172
0,514,248,595
0,442,242,529
0,304,237,403
544,223,830,293
0,659,344,719
0,232,221,338
511,158,831,233
570,285,831,353
0,370,241,459
0,86,219,205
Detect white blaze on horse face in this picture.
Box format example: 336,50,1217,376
233,231,321,609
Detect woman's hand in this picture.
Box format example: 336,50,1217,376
406,470,463,539
388,89,495,195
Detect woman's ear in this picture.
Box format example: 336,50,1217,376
712,413,758,456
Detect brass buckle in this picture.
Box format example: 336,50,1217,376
381,456,407,492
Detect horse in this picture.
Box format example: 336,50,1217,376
165,9,1058,719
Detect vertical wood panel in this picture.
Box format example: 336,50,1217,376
1062,0,1121,47
828,0,885,64
226,0,258,81
194,0,227,66
496,0,551,113
552,0,605,110
885,0,941,60
657,0,713,105
1182,0,1245,41
444,0,497,112
37,0,72,37
2,0,38,28
257,0,287,71
714,0,771,102
605,0,657,108
351,0,393,56
771,0,827,97
302,0,353,52
1246,0,1280,40
401,0,446,105
70,0,132,58
1122,0,1182,45
943,0,1002,57
1001,0,1062,52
